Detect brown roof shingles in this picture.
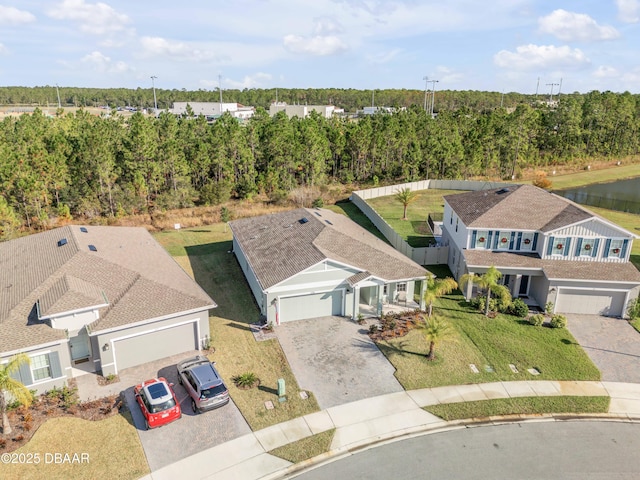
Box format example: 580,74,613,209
0,225,215,353
230,208,427,290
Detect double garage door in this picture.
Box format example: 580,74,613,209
555,289,626,317
113,321,198,372
279,290,343,322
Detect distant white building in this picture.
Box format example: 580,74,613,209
360,106,401,115
171,102,255,120
269,102,336,119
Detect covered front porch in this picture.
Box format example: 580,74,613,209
350,276,424,319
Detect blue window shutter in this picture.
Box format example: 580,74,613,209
516,232,522,250
546,236,555,256
493,232,500,249
563,238,571,256
592,238,600,257
487,231,493,249
621,239,629,258
471,230,477,248
575,238,582,256
509,232,515,250
17,361,33,385
532,232,539,250
604,239,611,258
49,352,62,378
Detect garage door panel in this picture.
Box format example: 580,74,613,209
115,322,197,371
556,289,625,317
280,291,342,322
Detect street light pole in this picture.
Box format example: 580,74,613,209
423,76,429,112
55,84,61,108
546,82,559,102
150,76,158,113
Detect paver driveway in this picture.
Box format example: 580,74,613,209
566,314,640,383
276,316,403,409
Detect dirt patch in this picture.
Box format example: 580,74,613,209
0,381,122,453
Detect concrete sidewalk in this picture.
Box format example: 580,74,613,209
143,381,640,480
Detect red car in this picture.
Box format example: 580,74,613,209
134,377,182,429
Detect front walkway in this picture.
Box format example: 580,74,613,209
145,380,640,480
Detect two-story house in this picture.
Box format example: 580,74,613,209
442,184,640,317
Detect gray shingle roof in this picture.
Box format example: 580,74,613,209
444,184,593,231
0,226,216,353
463,249,640,283
229,208,427,290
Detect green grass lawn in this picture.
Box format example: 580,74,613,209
377,295,600,390
366,189,462,247
268,429,335,464
425,396,610,421
154,225,320,431
325,199,389,243
535,163,640,190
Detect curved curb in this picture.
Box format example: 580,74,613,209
262,413,640,480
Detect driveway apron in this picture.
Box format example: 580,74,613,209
276,316,403,409
566,314,640,383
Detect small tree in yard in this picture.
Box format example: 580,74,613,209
459,266,511,317
0,353,32,435
424,276,458,318
394,187,419,220
420,315,453,361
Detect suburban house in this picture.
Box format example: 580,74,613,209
229,208,429,324
442,184,640,317
0,225,215,394
268,102,336,119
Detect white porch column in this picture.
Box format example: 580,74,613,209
420,279,427,311
352,285,360,320
465,273,474,300
513,274,523,298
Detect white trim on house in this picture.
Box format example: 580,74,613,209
1,339,69,358
90,306,213,336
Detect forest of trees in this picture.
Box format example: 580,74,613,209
0,88,639,238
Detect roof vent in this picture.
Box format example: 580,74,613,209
325,220,333,225
496,188,510,195
299,217,309,224
57,238,68,247
80,227,88,233
88,245,97,252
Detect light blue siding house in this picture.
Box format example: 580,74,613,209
230,208,429,324
442,184,640,317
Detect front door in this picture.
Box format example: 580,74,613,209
69,327,91,361
518,276,530,296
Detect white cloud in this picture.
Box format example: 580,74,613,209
366,48,402,64
47,0,130,35
0,43,7,54
434,66,463,85
81,51,131,73
139,37,222,63
313,16,344,35
494,44,590,71
0,5,36,24
538,10,619,42
616,0,640,23
283,34,347,56
593,65,619,78
221,72,274,89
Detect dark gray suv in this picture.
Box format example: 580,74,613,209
177,356,229,413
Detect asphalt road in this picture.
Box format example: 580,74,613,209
292,421,640,480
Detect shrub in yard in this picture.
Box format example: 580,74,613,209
469,296,485,312
550,314,567,328
508,298,529,318
545,301,554,315
312,197,324,208
233,372,260,389
627,297,640,320
368,324,379,334
528,314,545,326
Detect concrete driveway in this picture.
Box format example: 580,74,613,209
566,314,640,383
76,351,251,472
276,316,403,409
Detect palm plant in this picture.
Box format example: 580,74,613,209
0,353,32,435
459,265,511,316
420,315,453,361
423,276,458,318
394,187,419,220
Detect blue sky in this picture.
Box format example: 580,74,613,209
1,1,639,94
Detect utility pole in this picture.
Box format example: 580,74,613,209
218,74,223,115
535,77,540,98
371,89,375,108
428,79,439,116
150,76,158,113
546,82,559,102
423,76,429,112
55,84,61,108
558,78,563,99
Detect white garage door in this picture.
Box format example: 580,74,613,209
280,290,343,322
556,289,626,317
113,321,197,372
